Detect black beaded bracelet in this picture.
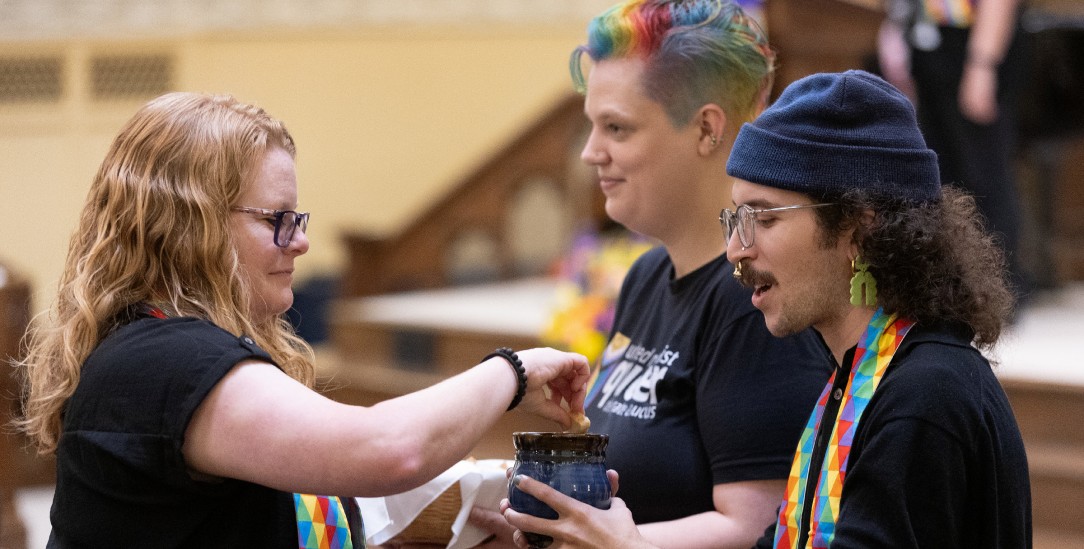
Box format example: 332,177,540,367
485,347,527,411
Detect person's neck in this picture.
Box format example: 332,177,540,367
818,306,877,366
663,173,731,278
664,223,726,279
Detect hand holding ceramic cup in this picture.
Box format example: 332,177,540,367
506,431,611,548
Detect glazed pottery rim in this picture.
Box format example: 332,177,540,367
509,433,607,438
512,431,609,453
512,431,608,440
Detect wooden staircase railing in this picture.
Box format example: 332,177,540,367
1,264,55,549
339,93,603,298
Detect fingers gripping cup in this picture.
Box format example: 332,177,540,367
508,432,612,548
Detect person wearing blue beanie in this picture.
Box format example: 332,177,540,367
727,69,940,202
724,70,1031,548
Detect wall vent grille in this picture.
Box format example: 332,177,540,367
90,54,172,100
0,57,63,103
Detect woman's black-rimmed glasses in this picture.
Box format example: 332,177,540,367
232,206,310,247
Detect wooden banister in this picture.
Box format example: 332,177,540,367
340,93,602,298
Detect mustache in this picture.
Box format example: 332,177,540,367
734,261,776,290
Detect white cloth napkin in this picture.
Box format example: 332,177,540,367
357,459,512,548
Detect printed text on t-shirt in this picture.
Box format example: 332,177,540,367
594,343,678,420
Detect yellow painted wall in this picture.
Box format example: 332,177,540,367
1,24,588,311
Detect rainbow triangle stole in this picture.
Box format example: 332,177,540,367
294,493,355,549
773,308,915,549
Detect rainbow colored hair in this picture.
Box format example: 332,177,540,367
571,0,775,127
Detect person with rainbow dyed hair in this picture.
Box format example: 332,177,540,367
480,1,832,547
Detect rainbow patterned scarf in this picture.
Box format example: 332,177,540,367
295,493,355,549
773,308,915,549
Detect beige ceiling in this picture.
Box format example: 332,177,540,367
0,0,617,41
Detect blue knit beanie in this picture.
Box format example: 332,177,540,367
727,70,940,202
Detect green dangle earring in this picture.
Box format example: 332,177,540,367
850,256,877,306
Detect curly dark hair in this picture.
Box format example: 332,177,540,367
811,185,1015,349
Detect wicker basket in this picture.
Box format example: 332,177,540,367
388,482,463,546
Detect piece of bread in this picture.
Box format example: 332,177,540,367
569,412,591,434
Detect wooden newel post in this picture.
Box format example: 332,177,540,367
0,262,31,549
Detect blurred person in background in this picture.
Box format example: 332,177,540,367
878,0,1033,306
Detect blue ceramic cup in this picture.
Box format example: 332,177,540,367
507,432,611,548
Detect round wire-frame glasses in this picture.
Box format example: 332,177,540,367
232,206,310,247
719,203,835,248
